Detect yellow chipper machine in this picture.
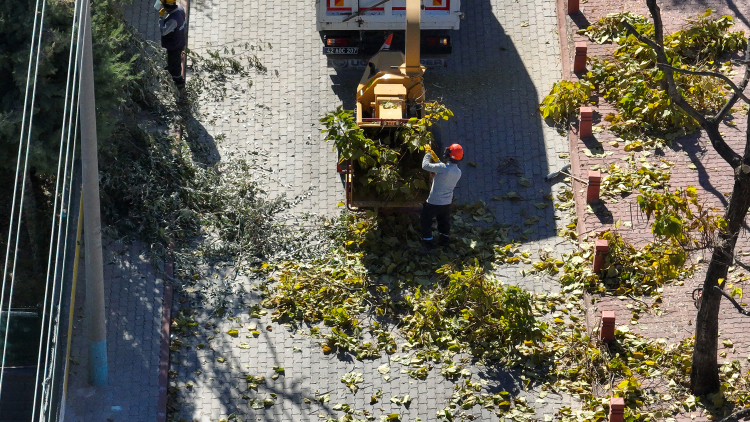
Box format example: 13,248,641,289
341,0,436,212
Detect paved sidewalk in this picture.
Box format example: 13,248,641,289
113,0,577,420
167,0,575,420
63,240,164,422
558,1,750,419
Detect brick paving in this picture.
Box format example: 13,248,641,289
165,0,577,420
65,0,750,420
558,0,750,419
62,7,173,422
103,0,582,420
63,240,164,422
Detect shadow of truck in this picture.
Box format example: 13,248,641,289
0,309,41,422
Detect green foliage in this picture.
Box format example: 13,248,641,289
100,126,300,287
186,44,267,104
579,12,653,44
0,0,172,174
600,230,692,296
269,257,367,327
402,265,546,362
667,10,747,64
398,101,454,151
637,186,726,248
583,10,746,139
600,159,672,199
538,80,592,123
320,103,452,201
560,187,724,298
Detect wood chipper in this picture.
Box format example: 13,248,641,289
340,0,438,212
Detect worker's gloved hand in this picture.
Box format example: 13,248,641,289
159,7,166,17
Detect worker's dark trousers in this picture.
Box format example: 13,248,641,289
421,202,450,240
166,48,184,83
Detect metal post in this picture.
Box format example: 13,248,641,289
79,0,107,386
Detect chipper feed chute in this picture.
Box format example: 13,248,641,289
356,0,425,127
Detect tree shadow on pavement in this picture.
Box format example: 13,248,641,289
663,0,750,29
63,240,164,421
182,114,222,166
673,132,727,208
327,0,564,244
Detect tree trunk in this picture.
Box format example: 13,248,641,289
691,172,750,395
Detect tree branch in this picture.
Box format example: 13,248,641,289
717,39,750,124
620,20,709,127
713,286,750,316
717,406,750,422
622,3,745,169
655,64,750,104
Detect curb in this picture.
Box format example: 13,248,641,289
555,0,596,334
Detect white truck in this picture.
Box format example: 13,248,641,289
317,0,462,65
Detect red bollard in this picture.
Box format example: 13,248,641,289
574,42,588,73
609,397,625,422
579,106,593,138
586,170,601,203
568,0,580,14
593,238,609,271
600,310,616,342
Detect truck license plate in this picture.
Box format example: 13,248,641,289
324,47,359,55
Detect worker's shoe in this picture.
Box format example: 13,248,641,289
438,234,450,247
421,238,435,251
173,76,186,88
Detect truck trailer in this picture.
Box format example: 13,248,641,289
317,0,461,61
337,0,444,212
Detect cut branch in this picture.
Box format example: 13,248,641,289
717,407,750,422
655,64,750,104
713,286,750,316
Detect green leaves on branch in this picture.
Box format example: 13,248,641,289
600,160,672,199
320,103,453,201
320,106,381,167
637,186,726,248
599,230,691,296
666,10,747,63
581,9,747,64
579,12,653,44
538,80,593,124
586,10,745,136
402,266,546,363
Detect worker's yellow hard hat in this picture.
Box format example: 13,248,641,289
163,0,177,5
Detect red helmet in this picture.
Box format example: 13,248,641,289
447,144,463,161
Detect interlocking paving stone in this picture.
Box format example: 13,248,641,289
99,0,577,420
